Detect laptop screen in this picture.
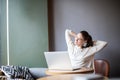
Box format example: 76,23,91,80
44,51,73,70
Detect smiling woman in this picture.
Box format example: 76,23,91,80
65,29,107,70
48,0,120,77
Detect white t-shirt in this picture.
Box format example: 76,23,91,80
65,29,107,69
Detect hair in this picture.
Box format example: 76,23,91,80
80,31,93,48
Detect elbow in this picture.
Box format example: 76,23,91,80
100,41,108,48
65,29,70,33
65,29,71,35
104,41,108,47
65,29,68,36
96,40,108,48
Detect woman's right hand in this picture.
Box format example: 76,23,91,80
70,30,77,38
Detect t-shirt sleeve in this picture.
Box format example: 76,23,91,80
90,40,108,53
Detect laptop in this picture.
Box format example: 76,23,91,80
44,51,74,71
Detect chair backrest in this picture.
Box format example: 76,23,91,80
94,59,110,77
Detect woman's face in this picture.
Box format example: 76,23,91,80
74,33,86,47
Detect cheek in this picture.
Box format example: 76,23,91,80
77,40,81,43
78,40,84,44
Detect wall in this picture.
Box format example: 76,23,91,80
0,0,48,67
0,0,7,66
48,0,120,77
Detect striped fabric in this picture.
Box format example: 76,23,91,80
1,65,34,80
0,76,7,80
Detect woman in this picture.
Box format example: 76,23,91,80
65,29,107,70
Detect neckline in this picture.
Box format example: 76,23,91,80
76,46,84,52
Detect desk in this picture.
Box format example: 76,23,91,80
37,74,108,80
46,68,94,75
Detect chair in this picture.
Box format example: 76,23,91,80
94,59,110,77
